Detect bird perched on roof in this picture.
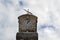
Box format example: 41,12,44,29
23,9,32,15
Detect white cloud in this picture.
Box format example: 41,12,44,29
0,0,60,40
0,14,4,22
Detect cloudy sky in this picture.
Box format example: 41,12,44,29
0,0,60,40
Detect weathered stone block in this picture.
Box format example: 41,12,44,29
18,14,37,32
16,32,38,40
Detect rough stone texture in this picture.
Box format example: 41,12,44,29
16,32,38,40
18,14,37,32
16,13,38,40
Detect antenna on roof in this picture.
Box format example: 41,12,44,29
23,9,32,15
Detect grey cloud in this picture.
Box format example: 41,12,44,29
19,0,28,8
38,23,55,31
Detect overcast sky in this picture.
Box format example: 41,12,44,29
0,0,60,40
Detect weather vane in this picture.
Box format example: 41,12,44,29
23,9,32,15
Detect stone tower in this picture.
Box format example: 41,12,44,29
16,9,38,40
